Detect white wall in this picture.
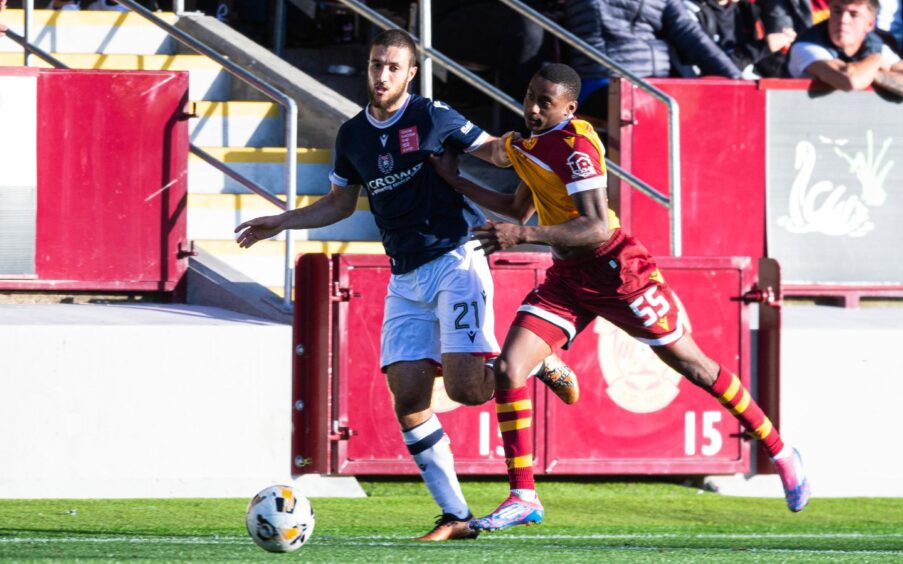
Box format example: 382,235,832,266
0,304,294,498
780,305,903,497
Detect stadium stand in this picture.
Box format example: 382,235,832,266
0,6,381,297
2,1,902,502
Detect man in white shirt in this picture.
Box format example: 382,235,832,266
788,0,903,95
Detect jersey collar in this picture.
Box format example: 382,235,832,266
365,93,413,129
529,117,572,138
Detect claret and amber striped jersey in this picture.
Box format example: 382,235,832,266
504,118,619,229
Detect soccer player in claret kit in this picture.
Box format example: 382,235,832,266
432,63,812,532
235,30,578,541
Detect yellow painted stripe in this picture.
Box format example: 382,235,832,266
195,239,385,257
191,147,332,164
720,375,741,403
498,418,531,432
189,101,280,119
754,417,773,440
0,53,220,70
188,193,370,212
3,9,178,26
506,454,532,469
496,399,532,414
730,390,751,415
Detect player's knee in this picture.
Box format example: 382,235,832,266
493,354,529,388
443,369,494,406
390,389,431,419
445,384,491,406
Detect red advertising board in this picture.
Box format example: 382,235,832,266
293,253,754,476
0,68,189,292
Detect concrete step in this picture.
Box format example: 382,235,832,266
0,9,178,55
188,146,332,194
189,101,283,147
195,239,384,288
0,303,293,498
0,52,230,100
187,193,377,241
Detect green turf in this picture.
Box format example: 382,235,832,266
2,479,902,562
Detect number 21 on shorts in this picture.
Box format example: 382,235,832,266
629,286,670,327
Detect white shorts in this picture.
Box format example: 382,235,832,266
380,240,500,370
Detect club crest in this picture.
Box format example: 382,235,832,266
377,153,394,174
566,151,596,179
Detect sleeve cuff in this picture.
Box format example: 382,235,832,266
329,171,349,187
565,175,607,195
464,131,491,153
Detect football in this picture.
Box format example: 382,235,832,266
245,485,316,553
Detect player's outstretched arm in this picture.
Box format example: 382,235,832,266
471,188,610,255
468,132,517,168
234,184,360,248
431,150,534,223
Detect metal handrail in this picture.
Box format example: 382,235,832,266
337,0,521,113
335,0,681,255
499,0,681,255
20,0,299,307
4,28,67,68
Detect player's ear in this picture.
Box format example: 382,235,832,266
408,61,419,82
566,98,578,117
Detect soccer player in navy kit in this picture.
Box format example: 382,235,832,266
235,30,576,541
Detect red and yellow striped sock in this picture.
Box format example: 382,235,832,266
709,366,784,457
496,386,534,491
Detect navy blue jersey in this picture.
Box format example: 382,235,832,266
329,94,489,274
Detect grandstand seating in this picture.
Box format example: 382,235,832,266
0,7,381,295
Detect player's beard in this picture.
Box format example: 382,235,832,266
368,81,408,111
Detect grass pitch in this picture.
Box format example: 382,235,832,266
2,479,902,562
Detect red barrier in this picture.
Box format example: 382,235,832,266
611,78,903,304
0,69,189,292
611,78,766,262
293,253,755,476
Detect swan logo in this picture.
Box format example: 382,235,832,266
778,131,893,238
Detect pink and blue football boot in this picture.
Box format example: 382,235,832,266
773,447,811,512
469,494,544,531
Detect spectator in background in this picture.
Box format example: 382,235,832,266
85,0,128,9
686,0,797,77
878,0,902,52
566,0,742,125
48,0,81,9
760,0,830,39
788,0,903,95
0,0,6,38
433,0,549,130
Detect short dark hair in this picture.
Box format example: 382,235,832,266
534,63,582,102
369,29,419,67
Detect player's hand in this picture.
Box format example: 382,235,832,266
429,149,460,181
470,220,525,255
234,215,285,248
491,131,521,168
